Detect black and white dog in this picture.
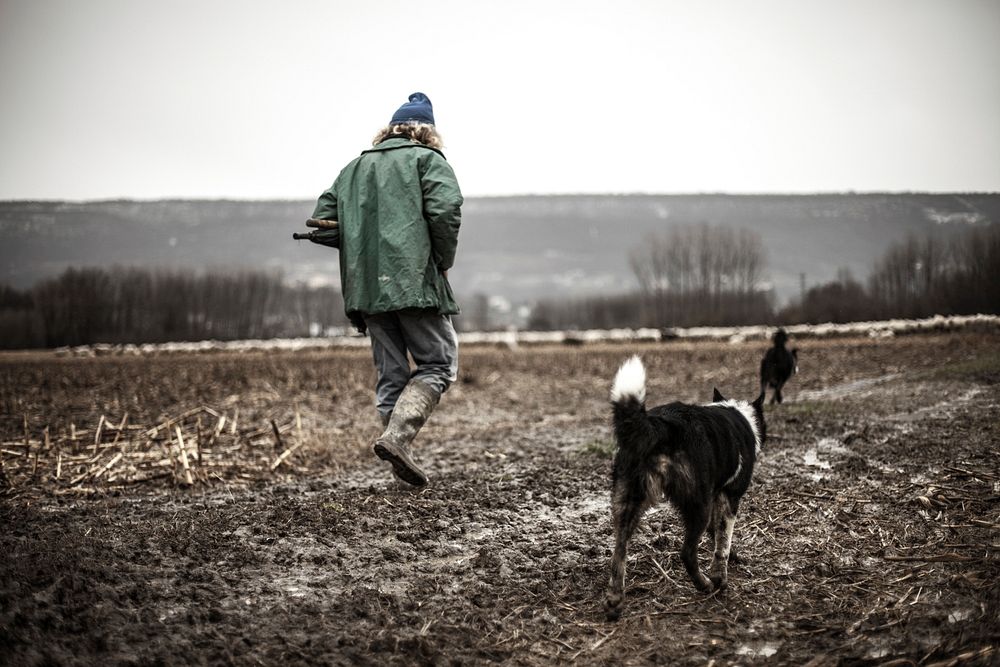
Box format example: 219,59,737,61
605,356,765,621
759,328,798,404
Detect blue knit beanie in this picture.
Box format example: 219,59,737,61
390,92,435,126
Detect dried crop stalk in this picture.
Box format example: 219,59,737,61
146,407,206,439
270,440,303,471
94,415,106,453
196,415,203,466
175,427,195,486
109,413,128,446
92,452,124,481
271,419,284,451
69,447,122,485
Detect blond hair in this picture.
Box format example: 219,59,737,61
372,123,444,149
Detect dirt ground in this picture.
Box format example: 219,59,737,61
1,332,998,666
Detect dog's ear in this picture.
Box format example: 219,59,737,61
752,391,765,410
713,387,725,402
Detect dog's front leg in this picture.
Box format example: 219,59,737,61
680,502,714,592
606,484,647,621
709,494,736,590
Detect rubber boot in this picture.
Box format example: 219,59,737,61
373,380,439,486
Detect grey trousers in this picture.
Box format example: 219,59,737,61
364,309,458,420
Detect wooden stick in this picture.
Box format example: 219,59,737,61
56,450,62,480
110,413,128,446
270,440,304,471
175,427,194,486
92,452,124,481
568,629,617,661
271,419,284,452
146,406,205,438
306,218,339,229
68,467,88,486
93,415,106,457
883,553,980,563
70,448,120,485
945,465,998,480
165,435,177,482
196,415,203,466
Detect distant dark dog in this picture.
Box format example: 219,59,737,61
605,356,765,621
759,328,798,404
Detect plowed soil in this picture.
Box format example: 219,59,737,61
2,332,998,666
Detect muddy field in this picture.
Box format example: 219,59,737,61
1,332,999,666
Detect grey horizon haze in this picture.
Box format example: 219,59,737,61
1,0,999,201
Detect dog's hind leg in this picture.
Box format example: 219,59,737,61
708,520,740,564
709,494,737,591
605,486,649,621
679,501,714,592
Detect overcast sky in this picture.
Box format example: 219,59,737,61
1,0,998,200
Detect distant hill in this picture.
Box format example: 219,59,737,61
2,194,996,306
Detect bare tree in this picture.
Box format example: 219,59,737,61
627,222,770,327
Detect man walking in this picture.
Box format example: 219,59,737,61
312,92,463,487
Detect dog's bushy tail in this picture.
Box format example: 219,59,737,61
610,356,656,456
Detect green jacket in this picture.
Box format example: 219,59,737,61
312,137,463,318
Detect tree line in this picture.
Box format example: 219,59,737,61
0,268,349,349
2,223,997,348
778,223,999,323
529,222,999,331
530,223,774,330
